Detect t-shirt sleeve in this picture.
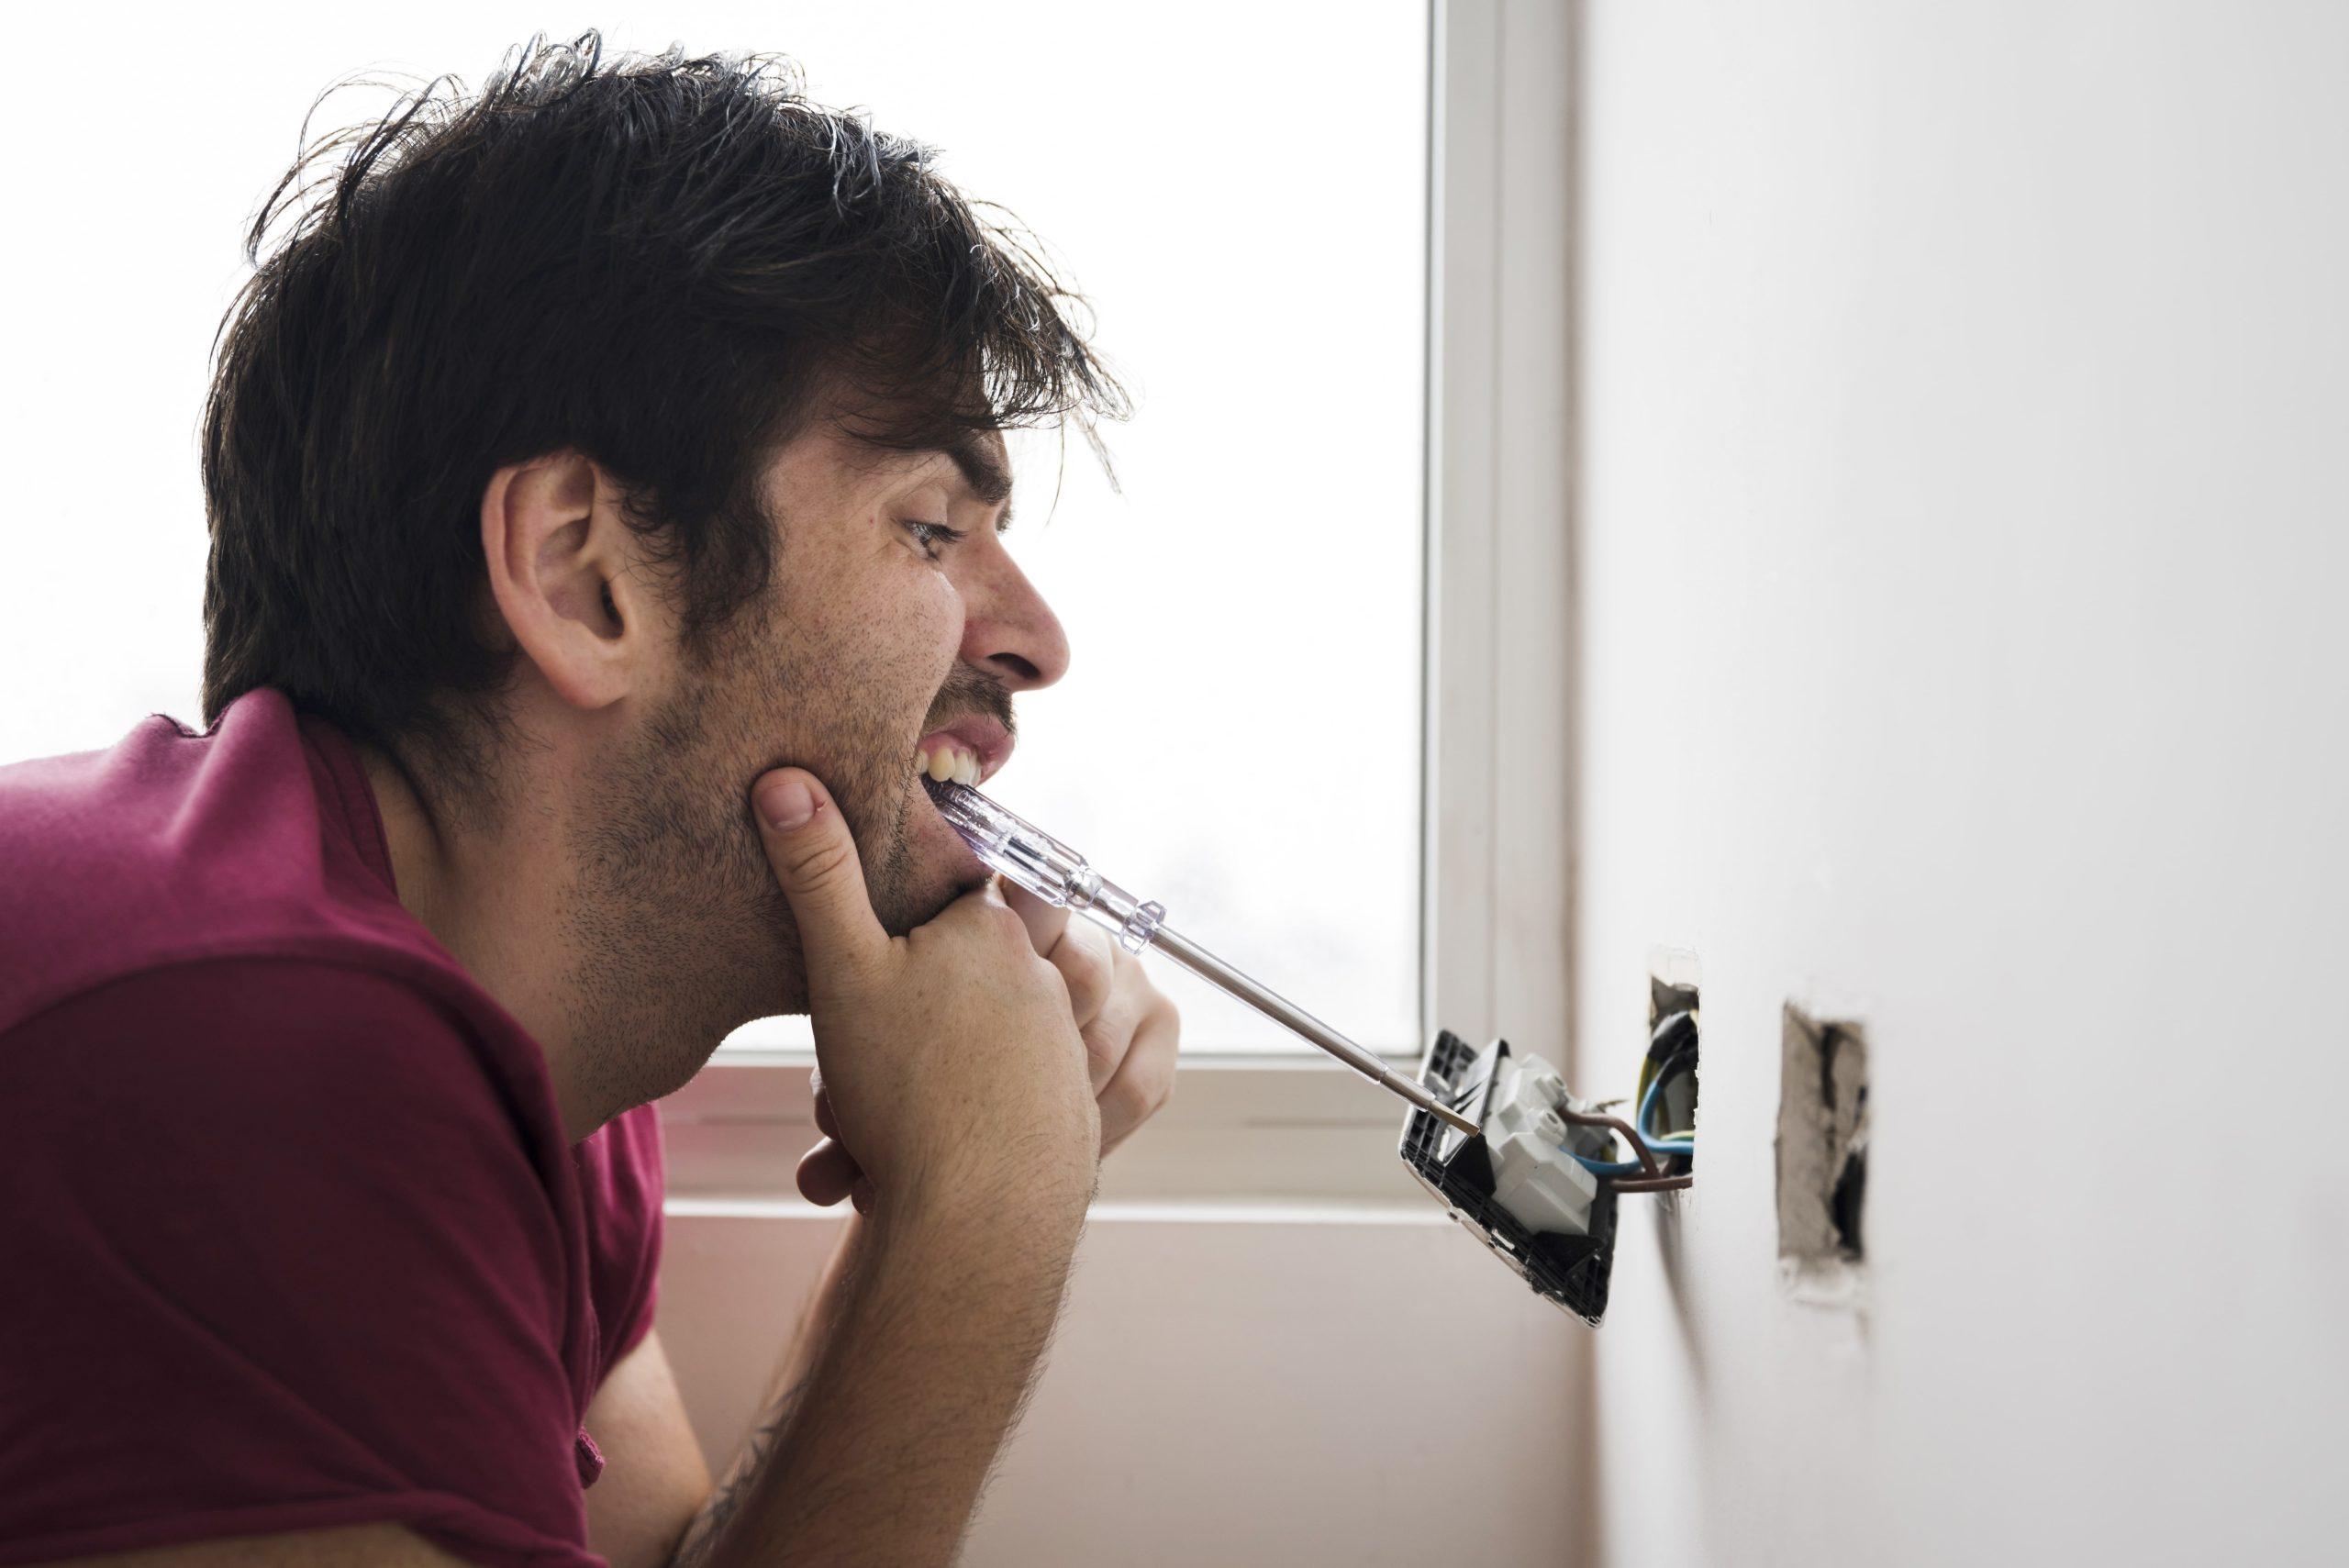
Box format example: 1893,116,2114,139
0,959,603,1568
575,1102,665,1377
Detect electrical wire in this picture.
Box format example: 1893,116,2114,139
1631,1010,1694,1133
1608,1173,1693,1193
1566,1062,1684,1174
1555,1107,1663,1178
1562,1019,1698,1186
1638,1033,1698,1154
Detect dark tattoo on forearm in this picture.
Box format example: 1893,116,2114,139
668,1373,813,1568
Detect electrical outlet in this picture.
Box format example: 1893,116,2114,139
1776,1003,1869,1302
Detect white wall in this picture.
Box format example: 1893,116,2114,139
1570,4,2349,1565
658,1203,1586,1566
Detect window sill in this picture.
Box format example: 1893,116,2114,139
665,1194,1446,1225
657,1054,1435,1206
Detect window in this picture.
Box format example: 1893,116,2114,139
722,4,1433,1056
4,4,1579,1199
0,2,1431,1062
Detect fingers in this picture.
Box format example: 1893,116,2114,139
999,880,1120,1031
1098,992,1181,1156
797,1136,862,1207
1063,926,1119,1035
802,1084,866,1208
804,1078,852,1202
925,880,1073,991
1078,944,1151,1096
751,768,889,984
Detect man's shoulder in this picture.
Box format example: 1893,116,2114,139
0,694,433,1032
2,955,542,1169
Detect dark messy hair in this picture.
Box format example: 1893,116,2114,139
201,30,1126,791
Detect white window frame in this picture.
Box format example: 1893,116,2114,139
659,0,1575,1205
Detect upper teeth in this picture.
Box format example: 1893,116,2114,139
917,743,982,786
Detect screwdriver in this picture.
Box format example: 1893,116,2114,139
924,776,1479,1137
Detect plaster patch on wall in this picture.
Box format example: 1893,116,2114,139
1776,1004,1869,1307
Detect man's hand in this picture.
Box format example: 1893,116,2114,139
651,769,1107,1568
796,878,1182,1211
752,768,1101,1216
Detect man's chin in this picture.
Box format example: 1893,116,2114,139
878,774,992,929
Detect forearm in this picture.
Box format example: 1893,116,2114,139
681,1187,1085,1568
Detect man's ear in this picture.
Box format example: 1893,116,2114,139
479,450,652,711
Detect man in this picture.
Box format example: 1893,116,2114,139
0,30,1178,1568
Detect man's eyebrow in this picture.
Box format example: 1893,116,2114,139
935,433,1016,531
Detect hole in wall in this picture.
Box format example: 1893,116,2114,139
1776,1003,1870,1296
1829,1106,1867,1258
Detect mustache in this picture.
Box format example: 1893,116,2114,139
922,664,1017,740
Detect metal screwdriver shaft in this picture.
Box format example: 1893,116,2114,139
1147,927,1478,1135
924,778,1478,1138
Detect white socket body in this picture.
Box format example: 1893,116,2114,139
1483,1054,1601,1237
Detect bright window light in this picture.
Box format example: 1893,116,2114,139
0,2,1430,1056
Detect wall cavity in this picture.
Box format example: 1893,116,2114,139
1775,1004,1869,1303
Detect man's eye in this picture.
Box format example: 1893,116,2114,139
904,519,964,561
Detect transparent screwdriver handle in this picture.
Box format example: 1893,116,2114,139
923,777,1167,954
921,776,1479,1137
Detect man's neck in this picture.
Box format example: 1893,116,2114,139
354,739,606,1142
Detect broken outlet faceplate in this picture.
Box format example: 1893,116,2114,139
1398,1030,1620,1326
1776,1003,1870,1302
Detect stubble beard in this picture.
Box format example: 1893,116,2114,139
554,628,934,1118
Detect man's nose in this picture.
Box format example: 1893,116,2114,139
959,548,1071,692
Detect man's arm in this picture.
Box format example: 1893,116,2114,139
580,1331,714,1568
629,809,1176,1567
618,769,1119,1568
679,1179,1085,1568
584,762,1106,1568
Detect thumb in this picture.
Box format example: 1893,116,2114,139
752,768,887,981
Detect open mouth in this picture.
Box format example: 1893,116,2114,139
911,717,1013,790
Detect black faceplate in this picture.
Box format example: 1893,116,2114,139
1397,1029,1620,1327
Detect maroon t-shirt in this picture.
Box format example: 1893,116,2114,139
0,689,665,1566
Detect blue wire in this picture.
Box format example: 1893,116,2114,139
1564,1057,1693,1174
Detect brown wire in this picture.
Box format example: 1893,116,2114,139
1556,1108,1663,1178
1609,1174,1693,1193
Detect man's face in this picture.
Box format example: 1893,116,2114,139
567,413,1066,1051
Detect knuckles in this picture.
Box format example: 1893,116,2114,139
1082,1019,1124,1082
1058,926,1119,1025
990,903,1041,946
1103,1057,1174,1138
926,891,1041,958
